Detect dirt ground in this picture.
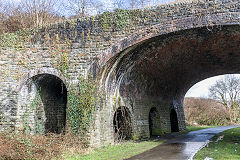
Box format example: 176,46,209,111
0,132,85,160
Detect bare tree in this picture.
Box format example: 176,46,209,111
113,0,126,9
0,1,25,33
139,0,150,8
112,0,151,9
64,0,104,17
20,0,58,27
209,75,240,122
89,0,104,14
130,0,137,9
65,0,86,16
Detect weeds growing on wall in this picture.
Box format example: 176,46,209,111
101,9,130,31
57,52,69,77
67,76,97,138
0,29,32,48
23,89,45,134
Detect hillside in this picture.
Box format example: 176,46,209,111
184,97,231,126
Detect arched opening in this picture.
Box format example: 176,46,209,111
184,74,240,127
170,109,179,132
103,25,240,138
113,106,132,141
25,74,67,134
149,107,158,137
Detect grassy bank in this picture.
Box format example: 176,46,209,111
64,126,214,160
64,140,164,160
0,125,218,159
0,130,164,160
194,127,240,160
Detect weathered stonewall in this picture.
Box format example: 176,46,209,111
0,0,240,147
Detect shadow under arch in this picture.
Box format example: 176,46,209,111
99,24,240,140
149,107,159,137
113,106,132,141
170,109,179,132
25,73,67,134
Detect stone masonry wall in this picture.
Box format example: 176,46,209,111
0,0,239,147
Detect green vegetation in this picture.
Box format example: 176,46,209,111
57,52,70,76
23,90,45,134
64,140,164,160
101,9,130,31
0,29,32,48
67,76,97,137
186,126,216,132
194,127,240,160
184,98,231,126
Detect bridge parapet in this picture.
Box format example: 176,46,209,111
31,0,240,66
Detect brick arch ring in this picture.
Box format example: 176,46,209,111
17,68,69,92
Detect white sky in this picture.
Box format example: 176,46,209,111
185,74,240,98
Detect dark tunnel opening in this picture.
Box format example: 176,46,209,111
113,106,132,141
170,109,179,132
149,107,158,137
32,74,67,134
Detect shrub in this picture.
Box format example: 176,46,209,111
184,97,230,126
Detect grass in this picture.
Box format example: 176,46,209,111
64,126,215,160
194,127,240,160
186,125,216,132
0,125,218,159
64,140,164,160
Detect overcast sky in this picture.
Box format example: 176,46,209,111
185,74,240,98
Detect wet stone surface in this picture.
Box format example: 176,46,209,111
127,126,240,160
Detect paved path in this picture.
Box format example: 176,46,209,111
127,125,240,160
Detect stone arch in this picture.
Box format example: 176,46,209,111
100,12,240,66
97,8,240,143
100,24,240,133
149,107,159,137
18,68,68,92
18,73,67,134
113,106,132,141
170,109,179,132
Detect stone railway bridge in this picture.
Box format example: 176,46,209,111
0,0,240,146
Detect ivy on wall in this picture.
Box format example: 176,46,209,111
67,76,97,136
23,90,45,134
101,9,130,31
57,52,69,77
0,29,33,48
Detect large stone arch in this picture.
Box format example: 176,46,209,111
99,12,240,66
99,24,240,140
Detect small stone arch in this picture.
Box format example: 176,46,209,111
113,106,132,141
18,68,68,92
149,107,159,137
170,109,179,132
18,72,67,134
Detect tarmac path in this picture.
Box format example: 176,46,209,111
127,125,240,160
